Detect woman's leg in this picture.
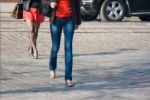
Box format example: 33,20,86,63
26,20,38,59
49,20,62,71
63,17,75,82
34,22,41,47
33,22,41,58
26,20,34,54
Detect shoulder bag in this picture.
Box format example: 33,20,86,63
10,0,23,19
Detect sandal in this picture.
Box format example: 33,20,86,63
50,71,56,79
28,46,33,55
33,51,38,59
66,80,75,87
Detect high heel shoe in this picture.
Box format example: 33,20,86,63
33,50,38,59
28,46,33,55
50,71,56,79
65,80,75,87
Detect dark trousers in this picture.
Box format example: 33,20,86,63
49,16,75,81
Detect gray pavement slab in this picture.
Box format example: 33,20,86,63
1,3,150,100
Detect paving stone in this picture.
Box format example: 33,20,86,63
0,3,150,100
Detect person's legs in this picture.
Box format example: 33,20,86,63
34,22,41,47
26,20,38,59
63,17,75,82
33,22,41,58
26,20,35,55
49,18,63,73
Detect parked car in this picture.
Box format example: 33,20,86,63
80,0,150,21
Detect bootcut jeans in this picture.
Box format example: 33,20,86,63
49,16,75,81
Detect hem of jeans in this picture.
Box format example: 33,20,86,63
49,69,56,71
65,78,72,81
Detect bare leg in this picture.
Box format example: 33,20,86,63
33,22,41,48
26,20,38,59
32,22,41,59
26,20,33,54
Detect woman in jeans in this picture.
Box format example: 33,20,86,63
49,0,81,87
23,0,45,59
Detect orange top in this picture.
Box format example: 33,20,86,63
55,0,72,18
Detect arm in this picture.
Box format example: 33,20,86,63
75,0,81,25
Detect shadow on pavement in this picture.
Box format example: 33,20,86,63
1,61,150,95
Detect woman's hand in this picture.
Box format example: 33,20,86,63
50,2,57,9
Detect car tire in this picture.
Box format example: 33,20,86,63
100,0,126,21
81,15,97,21
139,16,150,21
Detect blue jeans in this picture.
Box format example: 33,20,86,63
49,16,75,81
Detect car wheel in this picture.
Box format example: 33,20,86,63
139,16,150,21
100,0,126,21
81,15,97,21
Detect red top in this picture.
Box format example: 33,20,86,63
55,0,72,18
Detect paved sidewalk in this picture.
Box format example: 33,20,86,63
1,3,150,100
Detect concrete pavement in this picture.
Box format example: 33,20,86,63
1,3,150,100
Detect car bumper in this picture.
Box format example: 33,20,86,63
80,0,97,15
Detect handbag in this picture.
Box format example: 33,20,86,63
10,1,23,19
23,0,31,11
39,0,52,17
39,5,52,17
